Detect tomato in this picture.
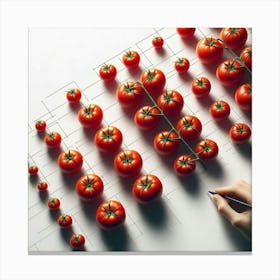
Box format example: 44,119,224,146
44,132,62,149
240,46,252,70
35,120,46,132
174,57,190,74
96,200,126,230
122,50,140,68
209,100,231,121
116,81,144,108
114,150,143,178
216,59,245,87
176,28,195,39
99,64,117,82
157,89,184,117
235,83,252,111
78,104,103,128
76,174,104,201
47,198,60,210
134,106,161,130
28,165,38,175
36,181,48,192
152,36,164,48
229,123,251,144
176,115,202,141
94,126,123,153
132,174,163,203
66,88,82,104
220,28,248,50
57,214,72,228
69,233,85,249
191,77,211,98
173,154,196,176
57,150,83,174
153,131,180,156
195,139,219,160
196,37,224,64
140,68,166,95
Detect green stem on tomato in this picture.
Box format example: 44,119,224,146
138,82,207,170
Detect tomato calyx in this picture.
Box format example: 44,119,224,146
64,151,76,162
160,131,179,143
84,105,95,116
125,50,135,58
177,58,185,65
67,89,76,95
81,176,96,190
214,101,225,111
235,124,247,135
101,64,112,72
103,202,118,218
179,156,195,166
146,70,156,81
224,60,242,72
162,90,178,104
139,175,152,190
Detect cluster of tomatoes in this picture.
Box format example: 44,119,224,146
30,27,252,250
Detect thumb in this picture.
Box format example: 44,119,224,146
212,194,240,226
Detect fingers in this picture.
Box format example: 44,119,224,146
212,194,245,227
215,180,252,204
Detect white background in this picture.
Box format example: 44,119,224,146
1,0,280,279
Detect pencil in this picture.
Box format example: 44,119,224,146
208,191,252,209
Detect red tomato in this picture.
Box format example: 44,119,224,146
116,81,144,108
235,83,252,111
240,46,252,70
152,36,164,48
78,104,103,128
44,132,62,149
216,59,245,87
99,64,117,82
191,77,211,98
47,198,60,210
176,115,202,141
96,200,126,230
66,88,82,104
220,28,248,50
154,131,180,156
69,233,85,248
28,165,38,175
196,37,224,64
122,50,140,68
36,181,48,192
134,106,161,130
176,28,196,39
157,89,184,117
132,174,163,203
173,154,196,176
195,139,219,160
209,100,231,121
76,174,104,201
35,120,46,132
57,214,72,228
229,123,251,144
140,68,166,95
114,150,143,178
57,150,83,174
94,126,123,153
174,57,190,74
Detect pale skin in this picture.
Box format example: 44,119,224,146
212,180,252,240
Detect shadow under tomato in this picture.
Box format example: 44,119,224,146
203,158,224,179
214,118,234,132
103,79,119,94
177,71,193,83
99,225,130,251
60,169,84,191
137,198,168,230
153,47,167,57
59,225,74,247
127,65,143,80
38,190,49,203
29,174,39,185
79,196,104,225
46,146,62,161
49,208,62,222
179,35,199,49
96,150,116,170
36,130,46,140
82,126,99,142
68,101,82,112
176,172,202,197
233,141,252,162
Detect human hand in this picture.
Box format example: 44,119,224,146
212,180,252,240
